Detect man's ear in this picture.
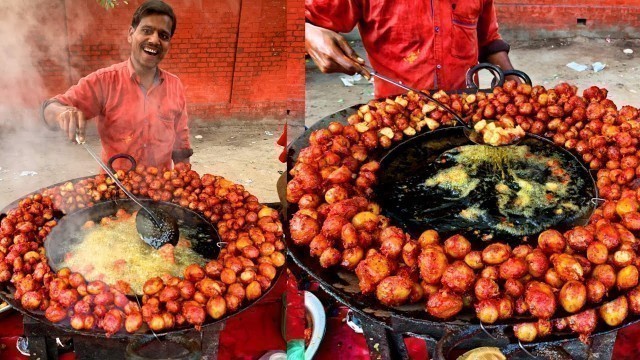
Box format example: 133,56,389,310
127,26,134,44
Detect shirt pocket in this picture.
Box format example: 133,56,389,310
450,3,480,60
151,111,176,144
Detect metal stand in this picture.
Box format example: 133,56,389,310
22,316,225,360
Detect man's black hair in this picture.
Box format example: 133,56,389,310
131,0,176,36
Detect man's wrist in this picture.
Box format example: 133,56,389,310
42,99,61,131
172,148,194,163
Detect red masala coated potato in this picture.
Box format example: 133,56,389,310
551,254,584,282
524,281,556,319
290,213,320,245
441,261,475,293
418,230,440,248
474,278,500,300
356,252,393,294
418,246,448,285
564,226,594,252
426,288,463,319
475,299,500,324
538,229,566,254
443,234,471,259
464,251,483,270
499,257,528,280
143,277,164,296
525,249,550,278
375,276,413,306
20,291,42,310
586,279,607,304
567,309,597,339
45,303,67,323
586,242,608,265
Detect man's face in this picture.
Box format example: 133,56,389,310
128,14,173,71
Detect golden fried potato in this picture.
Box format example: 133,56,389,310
481,243,511,265
559,281,587,313
599,296,628,326
375,276,413,307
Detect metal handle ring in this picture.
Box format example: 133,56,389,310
590,197,606,206
518,339,538,359
479,321,498,340
466,63,505,90
107,153,137,173
216,242,228,249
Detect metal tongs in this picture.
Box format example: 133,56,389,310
75,132,179,249
362,63,531,147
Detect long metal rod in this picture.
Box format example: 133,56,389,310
78,137,161,227
363,65,469,128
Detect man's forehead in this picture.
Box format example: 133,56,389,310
137,14,172,32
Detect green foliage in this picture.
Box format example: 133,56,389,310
96,0,129,10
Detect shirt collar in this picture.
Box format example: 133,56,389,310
126,58,165,84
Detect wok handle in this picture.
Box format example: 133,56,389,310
466,63,505,90
107,153,137,173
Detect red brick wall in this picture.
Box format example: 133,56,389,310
496,0,640,40
36,0,302,120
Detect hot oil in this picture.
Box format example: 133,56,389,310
376,136,593,242
61,215,206,294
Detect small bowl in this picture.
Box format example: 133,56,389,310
304,291,326,360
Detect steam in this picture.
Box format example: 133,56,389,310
0,1,94,209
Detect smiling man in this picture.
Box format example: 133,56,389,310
42,0,192,170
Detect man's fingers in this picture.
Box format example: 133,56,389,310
77,111,86,144
67,111,77,141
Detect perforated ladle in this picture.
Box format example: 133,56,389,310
76,133,179,249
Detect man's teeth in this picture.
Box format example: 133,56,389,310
143,47,158,54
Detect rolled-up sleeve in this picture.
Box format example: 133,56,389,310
477,0,510,62
53,73,103,120
305,0,361,33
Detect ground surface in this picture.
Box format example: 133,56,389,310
0,119,285,209
306,36,640,127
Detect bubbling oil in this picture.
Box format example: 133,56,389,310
422,144,585,236
61,215,206,294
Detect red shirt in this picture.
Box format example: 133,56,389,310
306,0,509,98
54,59,191,171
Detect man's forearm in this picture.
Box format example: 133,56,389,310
485,51,514,71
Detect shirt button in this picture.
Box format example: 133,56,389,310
436,64,442,69
435,26,440,32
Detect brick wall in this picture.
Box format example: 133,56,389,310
36,0,302,121
496,0,640,41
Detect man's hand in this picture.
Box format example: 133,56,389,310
305,22,370,79
44,102,86,143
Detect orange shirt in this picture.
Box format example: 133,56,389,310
306,0,510,98
54,59,191,171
